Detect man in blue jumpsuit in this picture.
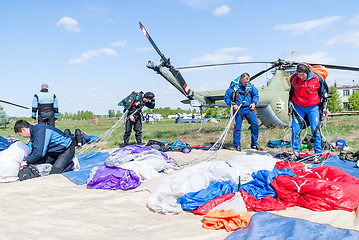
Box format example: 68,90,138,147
32,83,59,127
224,73,262,151
14,119,75,174
289,63,327,159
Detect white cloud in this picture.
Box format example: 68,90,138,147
236,56,253,62
68,48,117,65
190,47,247,65
110,40,128,47
218,47,247,53
293,52,337,64
348,15,359,26
57,17,80,32
274,16,342,36
212,5,230,16
327,30,359,47
190,53,234,65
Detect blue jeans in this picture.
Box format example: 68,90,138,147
233,108,259,148
292,104,322,155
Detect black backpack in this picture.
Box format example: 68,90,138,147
146,140,166,151
18,164,41,181
339,151,358,162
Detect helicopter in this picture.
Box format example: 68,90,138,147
0,100,29,128
139,22,359,128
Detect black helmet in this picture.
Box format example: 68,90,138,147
144,92,155,100
297,63,310,75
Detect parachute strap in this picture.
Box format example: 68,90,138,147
292,104,304,128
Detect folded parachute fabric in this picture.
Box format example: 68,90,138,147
0,141,30,183
240,167,295,200
275,160,306,176
86,145,173,190
240,189,288,212
147,155,277,214
177,180,238,211
193,192,247,215
272,166,359,211
317,155,359,178
241,165,359,212
106,145,174,181
193,193,236,215
87,163,141,190
148,161,237,214
109,145,170,163
203,209,251,232
225,212,359,240
226,155,277,184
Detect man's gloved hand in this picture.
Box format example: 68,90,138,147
129,115,136,122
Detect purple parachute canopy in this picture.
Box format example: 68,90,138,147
87,163,141,190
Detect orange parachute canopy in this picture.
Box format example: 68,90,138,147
203,209,251,232
289,64,329,81
310,65,329,80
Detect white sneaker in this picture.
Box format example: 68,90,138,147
72,156,81,171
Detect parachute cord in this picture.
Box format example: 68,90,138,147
75,108,144,157
75,110,129,157
197,107,210,133
173,105,240,169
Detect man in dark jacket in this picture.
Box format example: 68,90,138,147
14,119,75,174
118,91,155,146
32,83,59,127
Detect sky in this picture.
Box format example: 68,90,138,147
1,0,359,117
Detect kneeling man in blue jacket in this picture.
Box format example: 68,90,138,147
14,119,75,174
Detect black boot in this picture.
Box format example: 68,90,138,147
251,144,263,151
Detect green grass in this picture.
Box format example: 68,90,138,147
1,115,358,152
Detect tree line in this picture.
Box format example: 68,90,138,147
58,88,358,120
59,107,198,120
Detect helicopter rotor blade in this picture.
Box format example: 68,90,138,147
177,61,271,70
306,63,359,72
139,22,193,99
250,65,277,81
0,100,29,109
139,22,169,65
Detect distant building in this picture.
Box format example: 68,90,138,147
337,85,359,109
